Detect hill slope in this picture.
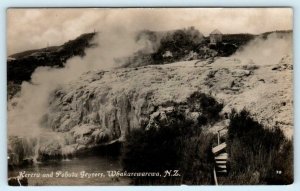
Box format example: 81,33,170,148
7,32,97,98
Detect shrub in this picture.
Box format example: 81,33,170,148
187,92,223,124
122,119,215,185
152,27,204,64
226,109,293,184
122,92,222,185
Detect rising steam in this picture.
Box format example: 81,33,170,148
233,32,292,65
8,27,155,138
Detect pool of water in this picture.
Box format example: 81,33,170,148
8,154,131,186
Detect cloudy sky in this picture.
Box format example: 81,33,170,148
7,8,292,55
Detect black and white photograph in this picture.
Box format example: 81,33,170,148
7,8,293,186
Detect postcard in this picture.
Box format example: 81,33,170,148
7,8,293,186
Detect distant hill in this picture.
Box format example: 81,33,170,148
9,46,60,60
8,32,97,84
7,32,97,99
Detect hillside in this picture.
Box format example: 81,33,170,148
7,32,97,98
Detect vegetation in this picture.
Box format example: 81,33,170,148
152,27,204,64
225,109,293,184
221,33,255,47
123,27,258,67
122,97,293,185
261,30,292,40
7,81,21,100
121,92,223,185
122,30,291,68
187,92,224,124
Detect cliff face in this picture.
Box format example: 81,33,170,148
8,32,293,165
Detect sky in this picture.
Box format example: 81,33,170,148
7,8,293,55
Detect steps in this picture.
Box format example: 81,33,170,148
212,142,227,155
214,149,228,175
215,153,228,160
217,165,226,169
215,160,226,164
211,126,228,185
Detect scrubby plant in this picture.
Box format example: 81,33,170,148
121,92,222,185
152,27,204,64
187,92,223,124
226,109,293,184
122,117,215,185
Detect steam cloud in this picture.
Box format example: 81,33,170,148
233,32,292,66
8,13,159,137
